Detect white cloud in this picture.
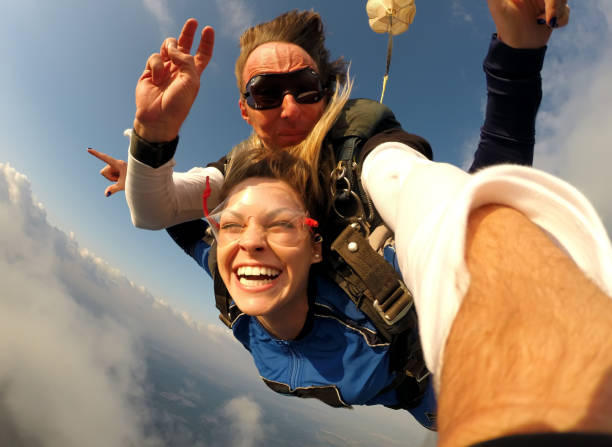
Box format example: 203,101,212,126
142,0,174,36
0,162,256,446
534,1,612,233
213,0,255,38
458,2,612,234
451,1,473,23
221,396,267,447
0,163,161,447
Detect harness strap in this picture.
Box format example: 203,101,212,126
330,224,416,337
207,242,233,328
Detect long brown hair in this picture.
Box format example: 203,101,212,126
222,148,322,222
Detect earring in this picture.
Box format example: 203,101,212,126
313,234,323,243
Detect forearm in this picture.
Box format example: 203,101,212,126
125,132,223,229
361,144,612,385
438,205,612,446
470,35,546,172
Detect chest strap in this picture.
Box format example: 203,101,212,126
328,223,416,340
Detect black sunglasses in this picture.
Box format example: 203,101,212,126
242,68,327,110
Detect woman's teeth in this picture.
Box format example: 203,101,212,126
236,266,280,286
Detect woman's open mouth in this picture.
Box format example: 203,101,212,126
236,265,281,287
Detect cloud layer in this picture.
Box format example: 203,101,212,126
0,162,263,446
0,163,159,446
534,0,612,232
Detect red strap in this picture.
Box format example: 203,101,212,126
202,176,212,219
304,217,319,229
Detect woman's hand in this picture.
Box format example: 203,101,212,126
487,0,570,49
88,148,127,197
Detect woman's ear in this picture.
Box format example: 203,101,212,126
311,234,323,264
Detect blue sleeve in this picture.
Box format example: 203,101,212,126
469,34,547,173
166,220,213,276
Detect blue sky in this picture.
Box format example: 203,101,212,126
0,0,509,322
2,0,611,347
1,1,612,445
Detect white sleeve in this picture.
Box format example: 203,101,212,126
125,153,224,230
361,142,612,390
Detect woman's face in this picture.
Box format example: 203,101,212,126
214,178,322,323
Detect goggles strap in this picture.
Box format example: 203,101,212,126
304,217,319,229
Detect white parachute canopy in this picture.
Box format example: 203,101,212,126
366,0,416,102
367,0,416,35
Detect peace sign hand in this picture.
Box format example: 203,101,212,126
134,19,215,142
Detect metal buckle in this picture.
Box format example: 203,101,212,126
330,161,365,220
373,280,413,326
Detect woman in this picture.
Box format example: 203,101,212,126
194,146,438,430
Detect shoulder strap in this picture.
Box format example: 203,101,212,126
327,98,401,142
207,242,231,327
328,99,401,228
327,223,416,339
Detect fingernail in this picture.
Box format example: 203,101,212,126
106,191,111,197
537,18,546,25
549,17,558,28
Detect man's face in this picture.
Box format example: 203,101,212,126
239,42,328,150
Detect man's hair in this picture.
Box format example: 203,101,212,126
235,10,348,93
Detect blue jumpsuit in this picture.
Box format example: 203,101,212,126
192,239,438,429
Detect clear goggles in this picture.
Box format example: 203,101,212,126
242,68,327,110
205,206,318,247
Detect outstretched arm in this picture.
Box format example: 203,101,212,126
124,19,225,228
437,204,612,446
88,143,223,229
470,0,570,172
361,144,612,444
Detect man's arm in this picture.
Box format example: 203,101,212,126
438,205,612,446
134,19,214,142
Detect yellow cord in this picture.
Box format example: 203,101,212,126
380,74,389,103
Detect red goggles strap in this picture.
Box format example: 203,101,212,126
202,176,220,229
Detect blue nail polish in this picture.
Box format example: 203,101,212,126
106,191,111,197
537,18,546,25
549,17,558,28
